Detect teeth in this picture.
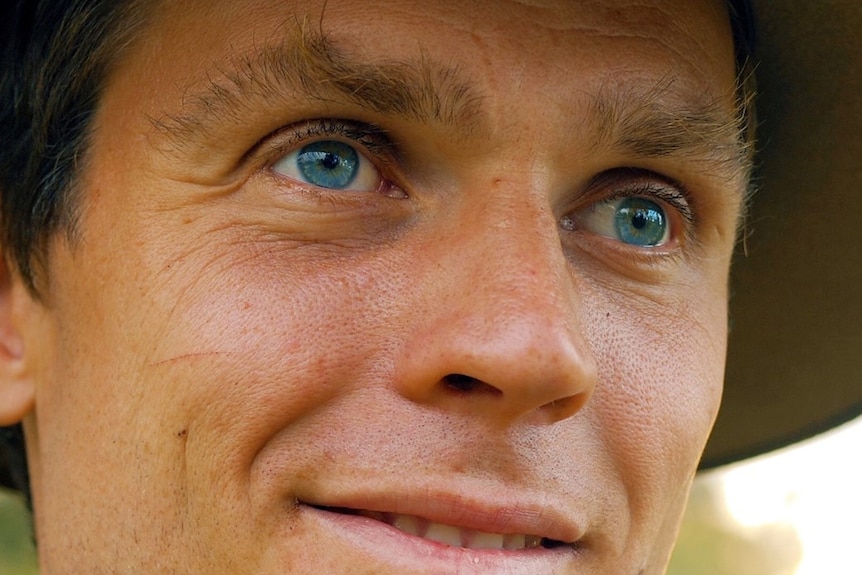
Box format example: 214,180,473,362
469,531,505,549
392,514,422,536
424,523,464,547
379,512,540,551
504,534,526,550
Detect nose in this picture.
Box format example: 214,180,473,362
394,192,598,426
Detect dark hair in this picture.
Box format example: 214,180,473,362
0,0,757,506
1,0,147,290
0,0,147,499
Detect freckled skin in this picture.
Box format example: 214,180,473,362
2,0,742,573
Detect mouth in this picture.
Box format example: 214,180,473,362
310,505,573,551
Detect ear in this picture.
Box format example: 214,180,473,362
0,254,36,426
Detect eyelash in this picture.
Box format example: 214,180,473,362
607,180,694,225
587,165,690,210
264,118,397,168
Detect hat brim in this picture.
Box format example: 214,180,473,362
701,0,862,468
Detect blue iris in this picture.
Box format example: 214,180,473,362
296,141,360,189
614,197,668,246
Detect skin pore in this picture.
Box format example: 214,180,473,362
1,0,746,573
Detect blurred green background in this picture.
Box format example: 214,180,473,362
0,488,37,575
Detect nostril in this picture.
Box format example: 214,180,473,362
443,374,500,395
444,374,479,392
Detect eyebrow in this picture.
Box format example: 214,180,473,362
153,21,751,187
153,22,484,146
588,77,752,181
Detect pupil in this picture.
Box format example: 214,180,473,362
321,153,340,170
632,213,647,230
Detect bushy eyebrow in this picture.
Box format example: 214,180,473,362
152,22,485,145
588,77,753,183
152,20,751,189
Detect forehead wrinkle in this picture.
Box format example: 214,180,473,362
150,20,485,148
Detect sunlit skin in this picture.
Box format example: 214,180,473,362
0,0,745,573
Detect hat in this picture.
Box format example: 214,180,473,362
703,0,862,467
1,2,861,492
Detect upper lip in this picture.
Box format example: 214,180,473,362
300,486,583,545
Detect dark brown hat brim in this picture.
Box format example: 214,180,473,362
702,0,862,467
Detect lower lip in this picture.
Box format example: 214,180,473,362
300,504,577,574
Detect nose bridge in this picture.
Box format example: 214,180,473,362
454,183,578,328
394,183,598,425
481,198,570,315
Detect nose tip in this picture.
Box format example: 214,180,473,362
395,308,598,425
393,185,598,426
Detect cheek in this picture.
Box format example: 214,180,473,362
33,227,411,563
134,242,413,483
585,283,726,525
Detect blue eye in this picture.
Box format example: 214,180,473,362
613,197,668,246
272,140,380,191
568,196,671,247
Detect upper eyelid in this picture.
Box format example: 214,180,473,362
255,118,399,167
583,169,695,224
604,182,694,225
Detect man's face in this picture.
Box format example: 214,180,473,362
15,0,744,572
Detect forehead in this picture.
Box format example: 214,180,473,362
141,0,734,57
119,0,737,123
